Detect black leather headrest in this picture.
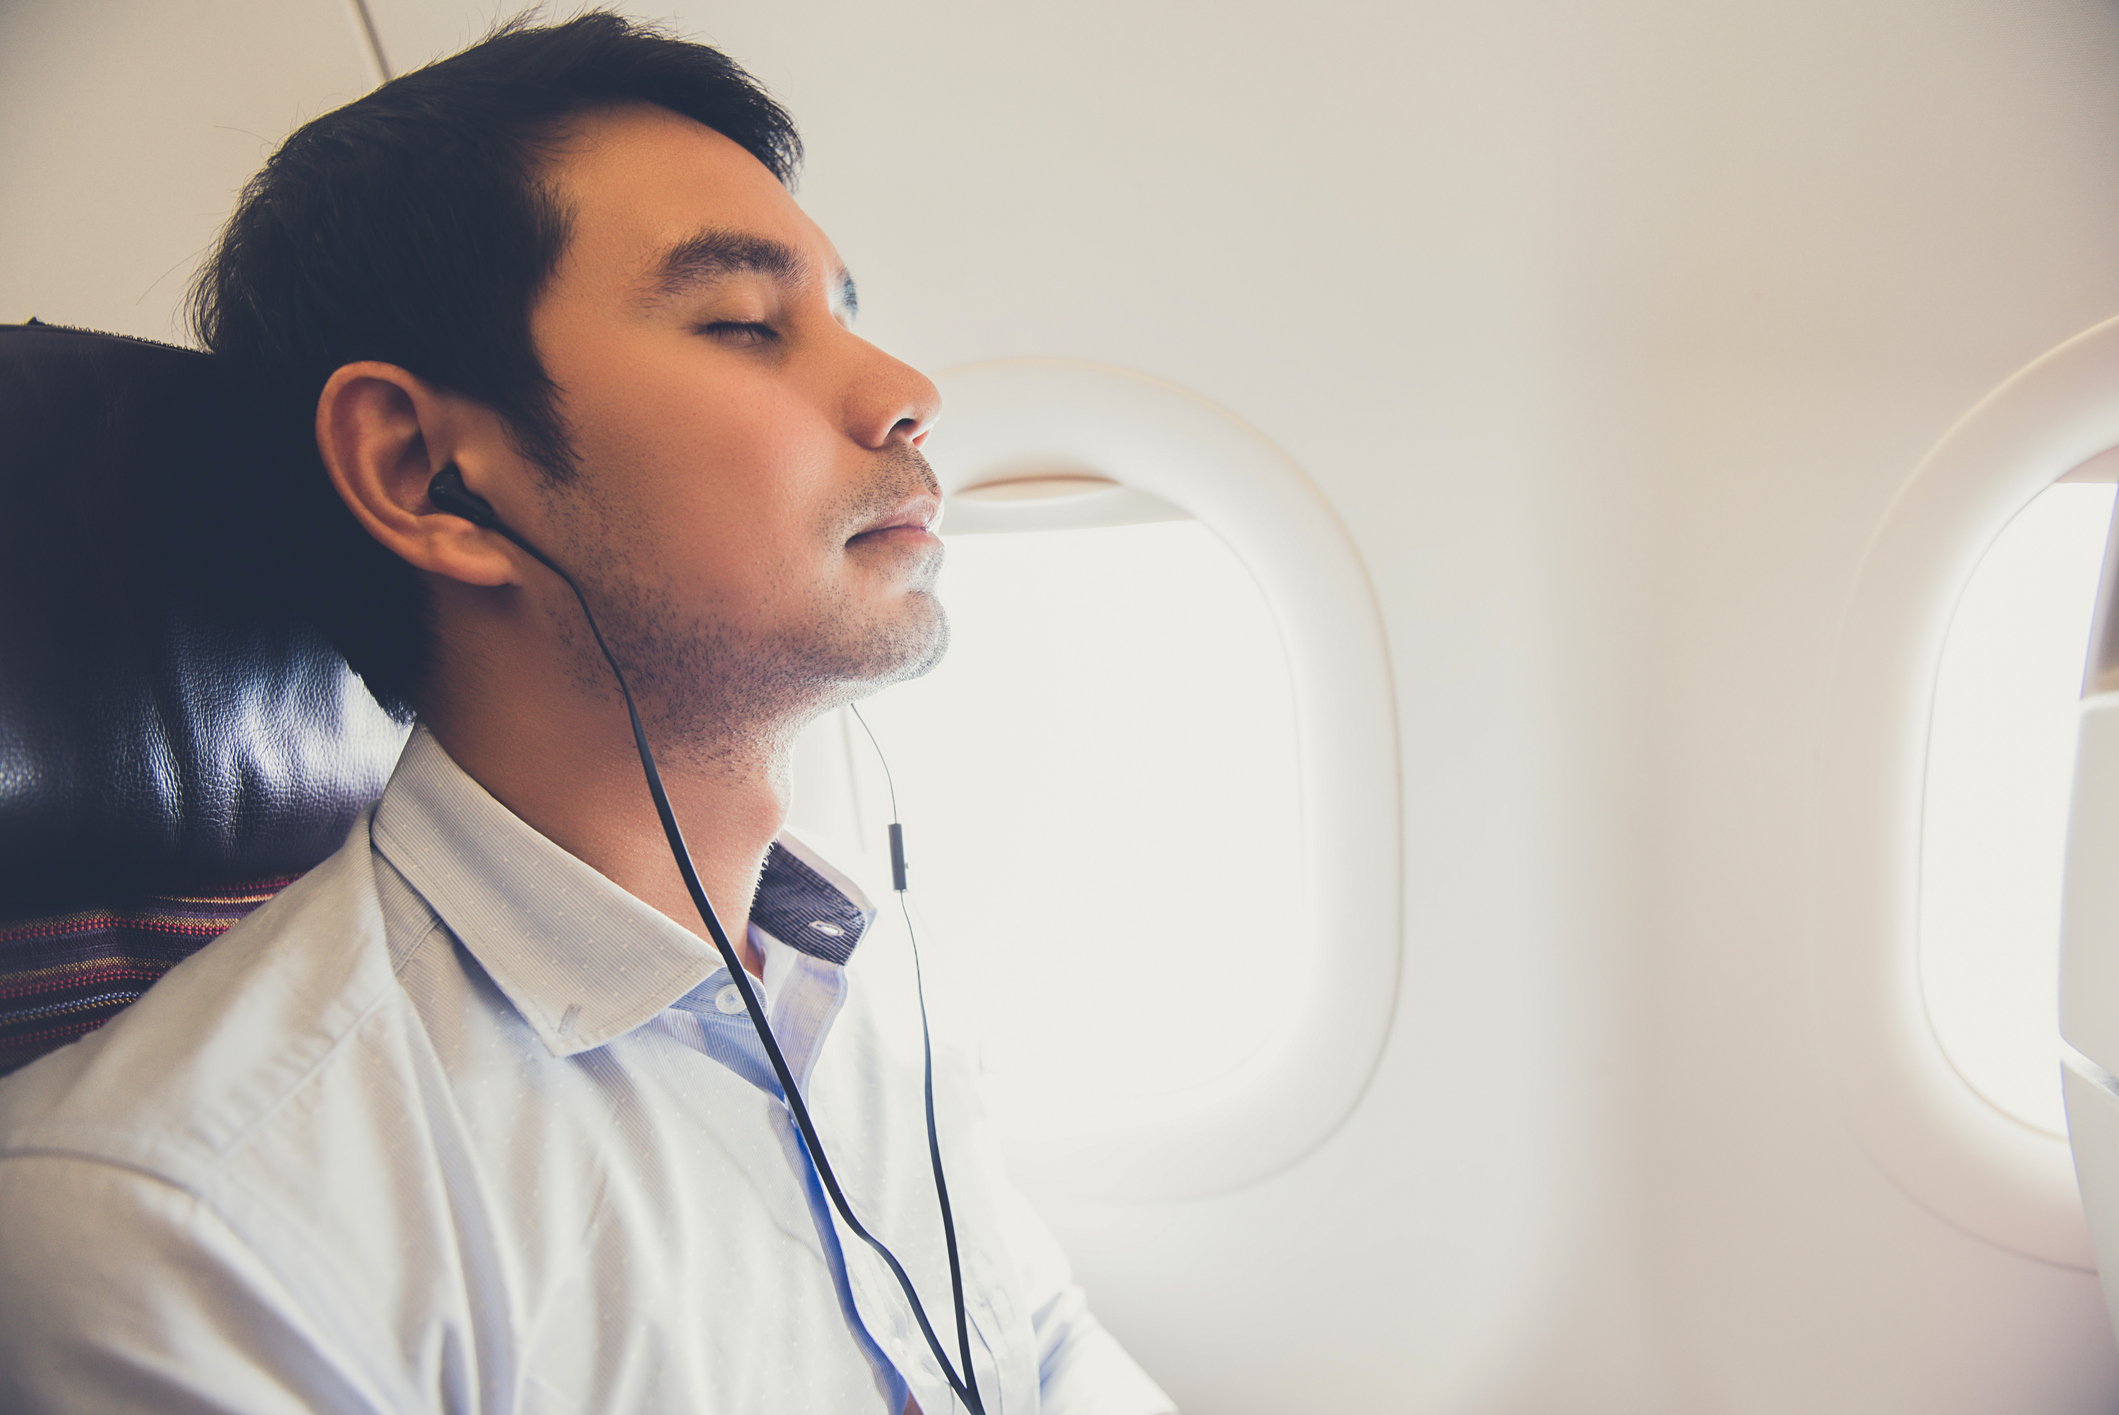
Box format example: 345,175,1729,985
0,323,406,916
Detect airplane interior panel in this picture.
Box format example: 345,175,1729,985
12,0,2119,1410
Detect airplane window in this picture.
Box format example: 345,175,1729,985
1920,480,2116,1139
785,357,1397,1199
821,515,1302,1138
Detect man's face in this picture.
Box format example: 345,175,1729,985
523,102,946,745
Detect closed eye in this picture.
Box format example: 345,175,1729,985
700,321,777,345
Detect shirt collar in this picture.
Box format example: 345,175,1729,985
370,725,876,1058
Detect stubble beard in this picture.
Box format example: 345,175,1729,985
544,445,950,777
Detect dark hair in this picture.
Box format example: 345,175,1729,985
189,11,801,716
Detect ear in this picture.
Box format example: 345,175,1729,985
315,361,522,588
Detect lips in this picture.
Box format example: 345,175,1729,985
847,492,942,544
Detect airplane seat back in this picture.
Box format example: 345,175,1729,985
0,321,405,1075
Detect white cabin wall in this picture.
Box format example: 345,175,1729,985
0,0,377,341
1534,5,2119,1411
10,0,2119,1410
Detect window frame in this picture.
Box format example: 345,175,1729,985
1818,315,2119,1269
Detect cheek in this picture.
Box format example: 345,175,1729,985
554,362,841,595
679,397,842,559
570,366,717,475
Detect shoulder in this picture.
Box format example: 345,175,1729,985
0,817,411,1185
0,1147,392,1413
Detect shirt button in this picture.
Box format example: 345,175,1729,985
715,983,745,1014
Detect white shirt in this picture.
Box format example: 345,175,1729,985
0,727,1172,1414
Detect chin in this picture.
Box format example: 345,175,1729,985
862,593,950,688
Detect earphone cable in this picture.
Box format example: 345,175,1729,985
850,701,976,1403
477,512,987,1415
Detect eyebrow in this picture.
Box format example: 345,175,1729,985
642,228,858,318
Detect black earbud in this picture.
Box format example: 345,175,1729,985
427,464,501,530
425,464,568,587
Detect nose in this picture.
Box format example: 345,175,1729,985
846,338,941,450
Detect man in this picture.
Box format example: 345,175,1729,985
0,13,1173,1413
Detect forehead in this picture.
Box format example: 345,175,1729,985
537,102,835,302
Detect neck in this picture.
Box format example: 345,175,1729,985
418,657,790,980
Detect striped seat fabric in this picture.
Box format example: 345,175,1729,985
0,878,296,1077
